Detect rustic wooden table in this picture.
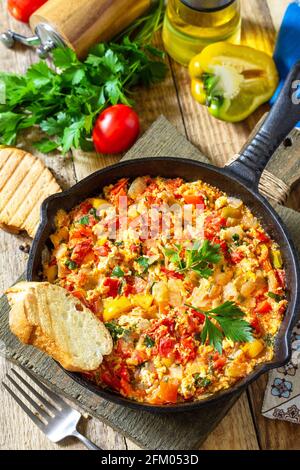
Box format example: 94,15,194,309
1,0,300,450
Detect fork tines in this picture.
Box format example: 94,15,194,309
3,366,63,430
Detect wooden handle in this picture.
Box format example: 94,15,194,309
30,0,152,58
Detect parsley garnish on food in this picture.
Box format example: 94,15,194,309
89,207,100,220
105,322,125,342
0,2,167,152
232,233,241,245
136,256,150,273
194,374,211,389
263,333,275,347
144,335,155,348
78,215,90,225
185,301,253,354
164,240,221,278
65,259,78,270
112,266,124,278
268,292,284,303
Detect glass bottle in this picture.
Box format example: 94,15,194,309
163,0,242,66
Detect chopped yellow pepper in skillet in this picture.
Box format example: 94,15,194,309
189,42,279,123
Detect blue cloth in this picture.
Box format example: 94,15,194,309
271,2,300,127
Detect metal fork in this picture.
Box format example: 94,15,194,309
2,366,101,450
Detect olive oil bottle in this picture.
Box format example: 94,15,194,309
163,0,242,66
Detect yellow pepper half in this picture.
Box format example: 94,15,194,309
189,42,279,123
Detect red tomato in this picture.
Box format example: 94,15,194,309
231,251,244,264
183,194,205,206
71,240,93,265
158,337,176,357
251,317,261,334
161,267,184,280
191,309,206,324
275,269,286,289
256,231,270,243
8,0,47,22
110,178,129,197
255,300,272,314
161,318,175,334
96,245,109,257
159,380,178,403
92,105,140,154
103,278,120,298
214,357,226,370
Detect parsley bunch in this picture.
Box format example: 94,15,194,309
164,240,222,278
0,2,167,153
186,301,253,354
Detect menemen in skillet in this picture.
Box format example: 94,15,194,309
44,176,287,404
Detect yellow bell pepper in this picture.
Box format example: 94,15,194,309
103,297,132,322
271,249,283,269
91,198,109,209
242,339,265,358
131,294,154,310
189,42,279,123
103,294,154,322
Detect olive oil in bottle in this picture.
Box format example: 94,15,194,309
163,0,242,66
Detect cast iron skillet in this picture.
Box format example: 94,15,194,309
28,63,300,413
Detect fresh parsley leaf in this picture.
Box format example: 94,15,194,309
33,139,59,153
112,266,124,277
78,215,90,225
105,322,125,342
268,292,284,303
136,256,149,272
40,112,70,136
62,118,86,152
201,316,224,354
52,47,79,69
144,335,155,348
65,260,77,270
185,301,253,353
164,240,221,278
0,111,23,144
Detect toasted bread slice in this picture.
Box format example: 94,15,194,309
0,148,61,238
6,282,113,372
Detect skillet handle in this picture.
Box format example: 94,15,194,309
228,61,300,189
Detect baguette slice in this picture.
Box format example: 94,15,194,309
6,282,113,372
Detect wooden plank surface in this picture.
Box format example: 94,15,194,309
0,0,299,451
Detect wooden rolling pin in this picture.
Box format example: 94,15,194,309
29,0,152,58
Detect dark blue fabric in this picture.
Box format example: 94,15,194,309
270,2,300,127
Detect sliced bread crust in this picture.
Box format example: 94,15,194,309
6,282,113,372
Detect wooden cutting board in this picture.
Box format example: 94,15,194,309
1,116,300,450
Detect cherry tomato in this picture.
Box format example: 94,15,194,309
92,105,140,154
8,0,47,23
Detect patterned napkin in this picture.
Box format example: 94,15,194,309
262,320,300,424
262,2,300,423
